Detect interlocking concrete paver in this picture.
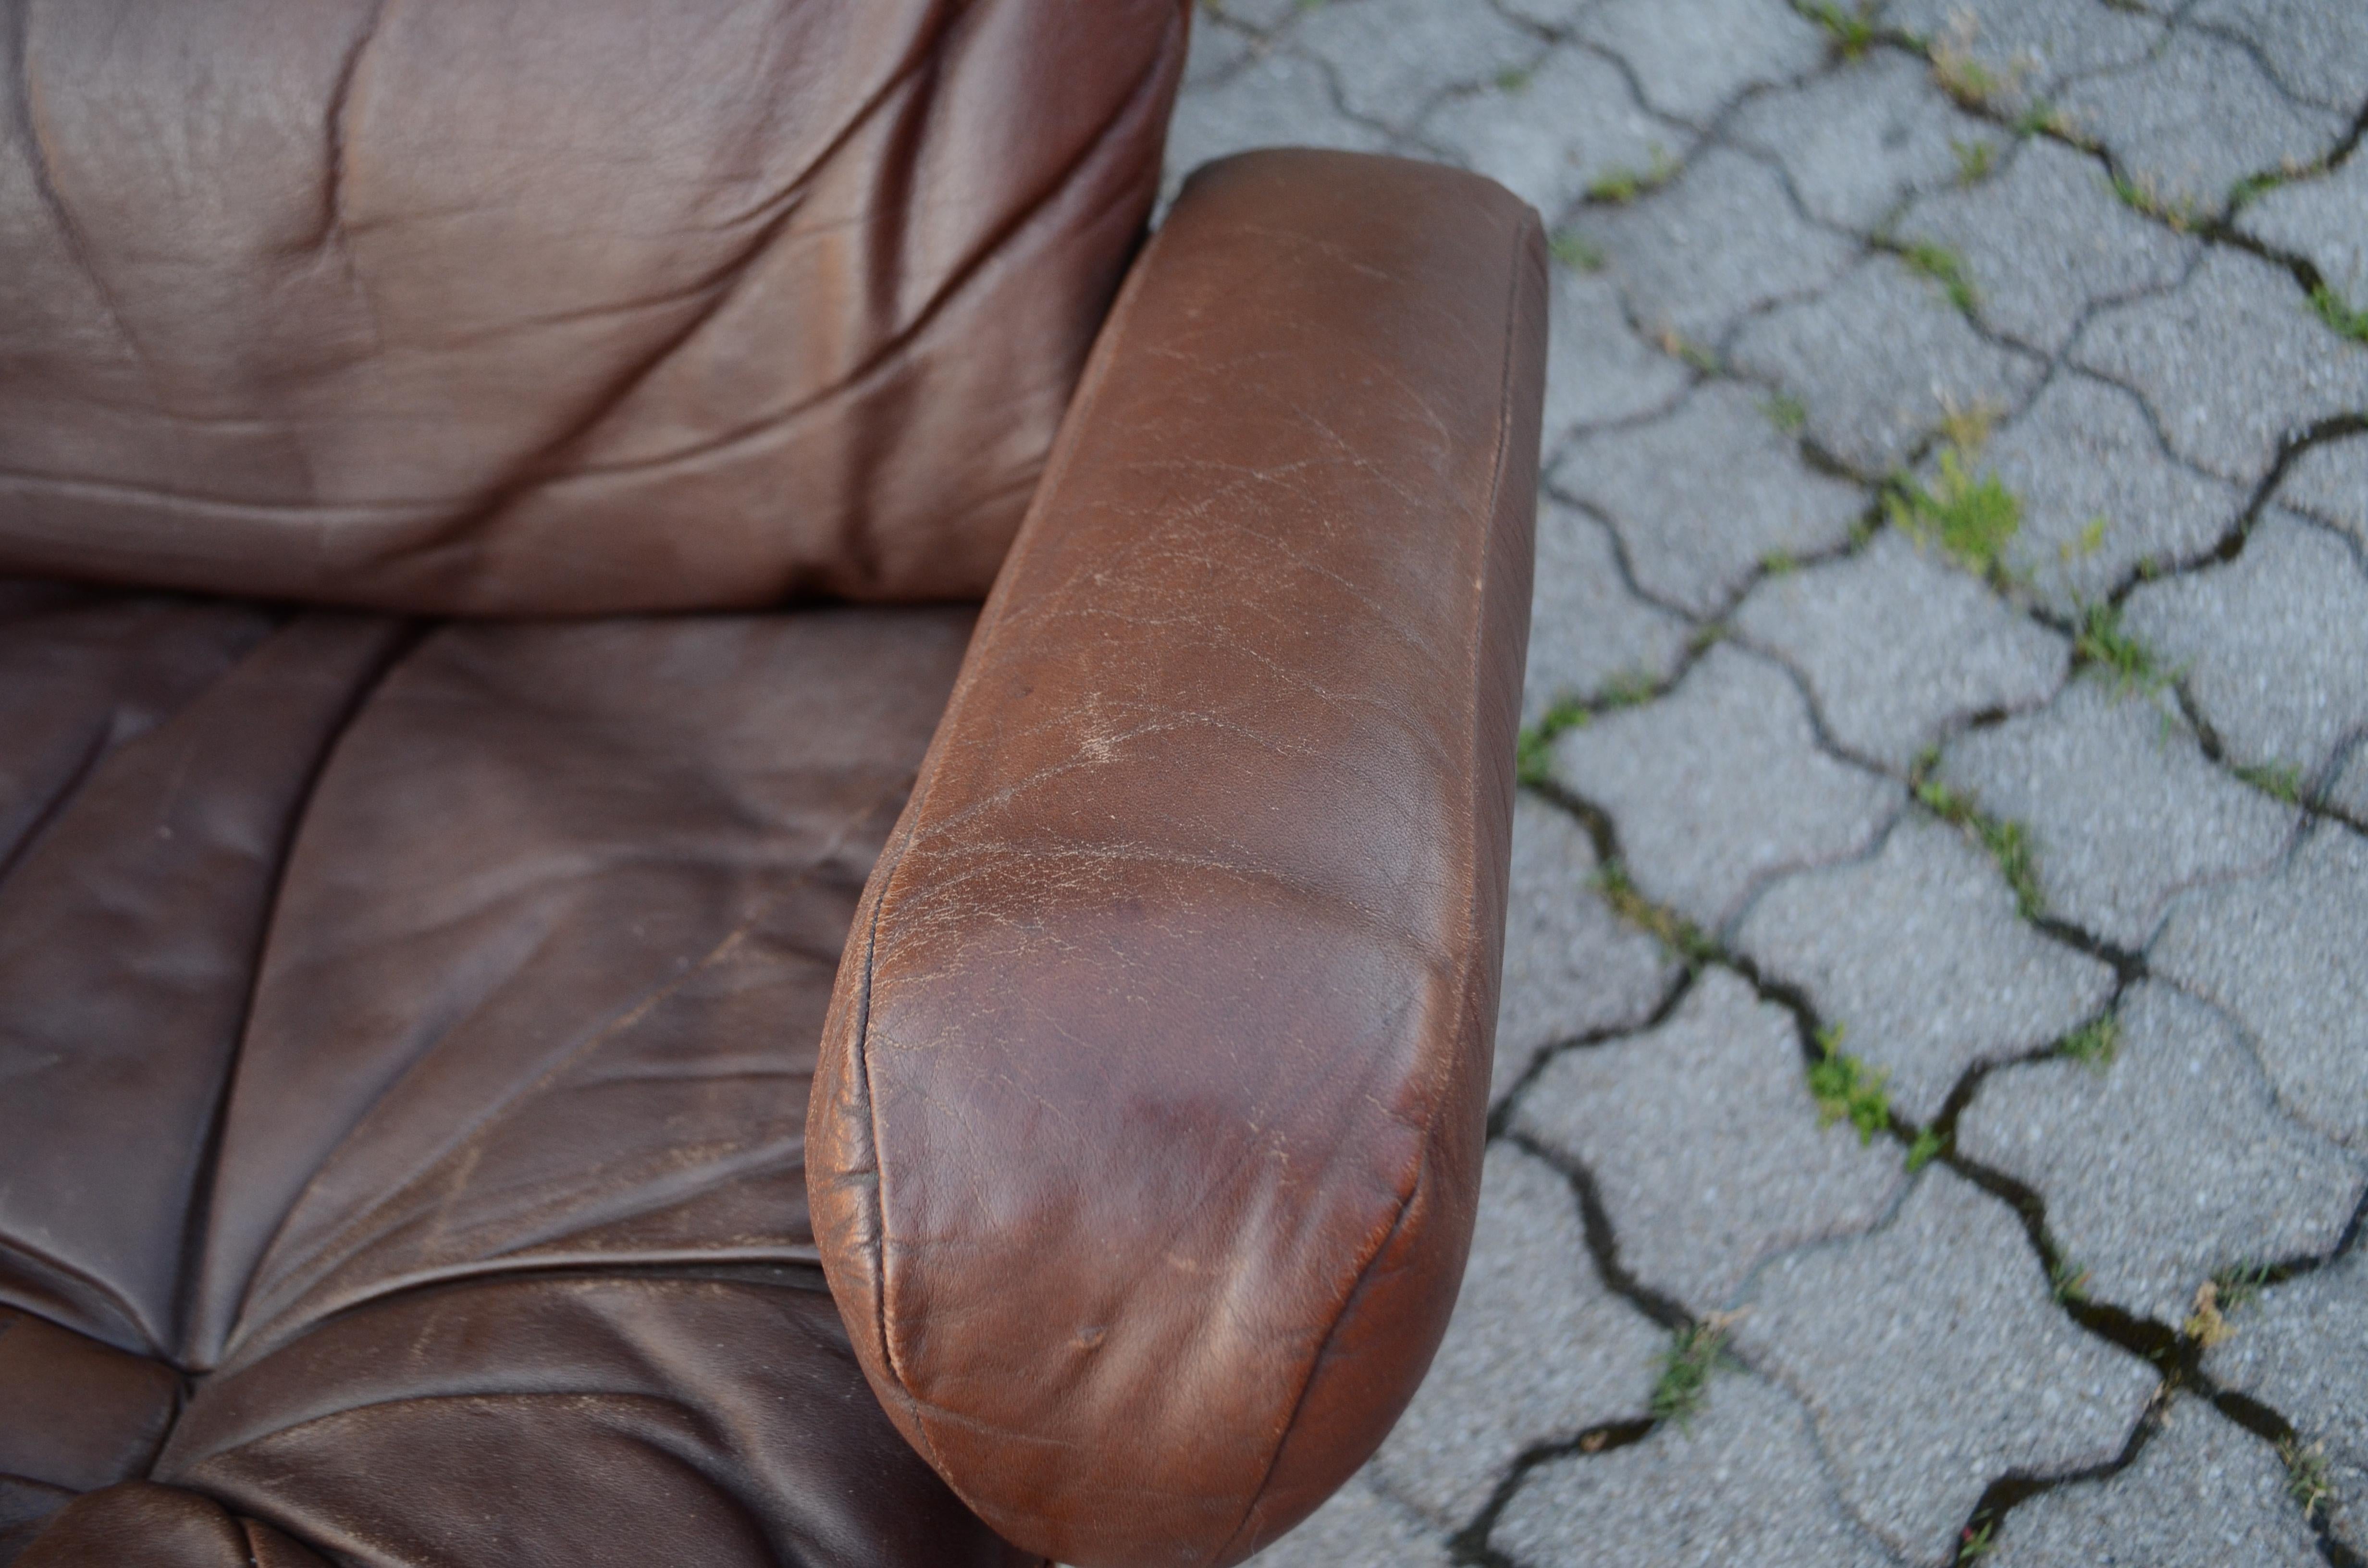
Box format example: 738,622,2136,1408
2059,30,2349,217
2204,1246,2368,1554
1896,138,2199,359
1958,980,2365,1325
1522,498,1694,723
1492,1373,1896,1568
1556,380,1866,615
1549,644,1901,930
1740,815,2115,1123
1982,369,2244,611
2276,433,2368,549
1572,146,1856,347
2125,510,2368,777
1493,796,1679,1105
1987,1399,2326,1568
1735,1166,2160,1563
1183,12,1258,89
2239,156,2368,308
2154,827,2368,1153
2335,742,2368,823
1729,50,2003,233
1240,1476,1454,1568
1293,0,1542,132
1575,0,1825,125
2187,0,2368,113
1883,0,2164,109
1419,48,1686,223
1369,1144,1664,1529
1734,529,2069,771
2073,247,2368,488
1731,254,2046,475
1940,680,2299,948
1539,262,1692,449
1515,969,1905,1314
1162,45,1388,195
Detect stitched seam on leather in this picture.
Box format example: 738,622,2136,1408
1218,189,1537,1568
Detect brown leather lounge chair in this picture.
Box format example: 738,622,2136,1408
0,2,1545,1564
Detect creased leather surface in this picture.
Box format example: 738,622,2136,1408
0,603,1009,1565
0,0,1185,612
808,149,1547,1568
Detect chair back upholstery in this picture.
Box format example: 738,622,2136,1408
0,0,1186,612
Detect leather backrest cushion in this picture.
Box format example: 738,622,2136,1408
0,0,1185,613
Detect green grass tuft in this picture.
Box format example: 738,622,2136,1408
1952,137,1998,184
2109,172,2203,232
1887,449,2022,576
1586,147,1679,204
2072,601,2168,696
1650,1320,1730,1425
1515,697,1590,788
1809,1023,1891,1145
1903,242,1978,312
2058,1015,2120,1070
1595,861,1720,968
1916,778,2046,919
2050,1258,2092,1304
1906,1126,1946,1172
1495,65,1532,93
1763,391,1809,432
1805,0,1876,57
2214,1262,2274,1314
1550,229,1606,273
2233,760,2306,804
2283,1437,2334,1522
2309,284,2368,343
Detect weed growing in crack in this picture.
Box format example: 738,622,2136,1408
1687,622,1728,654
2058,1015,2120,1070
1597,669,1661,709
1763,391,1809,432
1907,1125,1946,1172
2050,1258,2093,1304
1805,0,1876,58
1903,242,1979,313
1594,861,1719,968
1587,147,1678,204
2072,601,2169,696
2283,1437,2334,1522
1928,15,2023,112
2012,100,2076,139
1761,547,1800,576
1888,449,2021,576
2309,284,2368,344
1654,324,1719,372
1494,65,1532,93
2108,172,2203,233
1649,1319,1732,1425
2059,514,2109,566
1550,229,1606,273
1952,137,1998,184
1515,698,1590,788
2233,760,2306,804
2183,1279,2234,1348
2213,1262,2273,1314
1809,1023,1891,1144
1915,778,2047,919
1938,395,2002,454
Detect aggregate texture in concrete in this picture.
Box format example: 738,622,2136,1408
1180,3,2368,1562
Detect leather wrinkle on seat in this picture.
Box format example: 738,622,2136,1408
0,598,1024,1566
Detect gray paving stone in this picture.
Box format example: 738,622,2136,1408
1883,0,2164,109
1897,138,2200,359
1734,1165,2160,1563
1419,47,1688,224
2204,1246,2368,1554
2125,510,2368,777
1539,263,1692,449
1496,0,1598,28
2276,433,2368,549
1940,679,2298,948
1729,50,2004,233
2059,30,2348,219
1515,969,1906,1313
1731,254,2046,476
2241,155,2368,322
2187,0,2368,114
1492,1373,1895,1568
1241,1475,1454,1568
1958,980,2365,1326
1162,46,1388,196
1988,1398,2325,1568
1369,1144,1665,1530
1294,0,1541,133
2335,741,2368,824
1493,795,1680,1105
1199,0,1311,35
1182,9,1258,89
1576,0,1826,124
2076,247,2368,488
1549,644,1902,930
1734,529,2069,772
1522,497,1694,724
1556,380,1866,616
1741,815,2115,1123
1572,146,1857,348
2154,826,2368,1154
1983,369,2244,612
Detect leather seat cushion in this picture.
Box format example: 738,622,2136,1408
0,586,1025,1566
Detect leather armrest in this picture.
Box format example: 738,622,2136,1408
808,149,1546,1568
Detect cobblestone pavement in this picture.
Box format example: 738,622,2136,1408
1165,2,2368,1564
